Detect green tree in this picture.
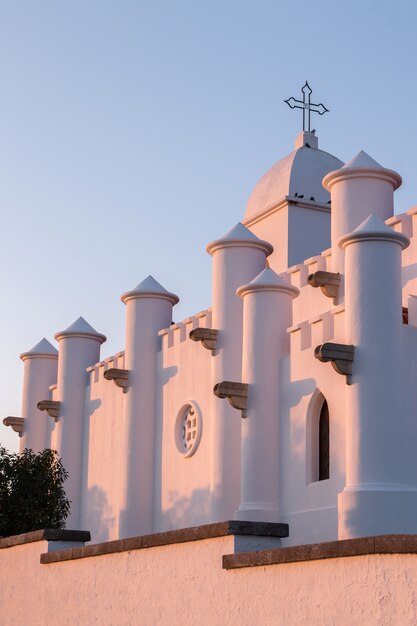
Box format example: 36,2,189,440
0,447,70,537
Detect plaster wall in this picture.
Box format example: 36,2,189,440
248,206,288,272
287,205,331,268
2,538,417,625
280,308,347,546
79,352,125,542
155,310,213,531
289,256,334,324
247,204,331,273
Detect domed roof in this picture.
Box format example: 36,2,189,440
244,132,344,222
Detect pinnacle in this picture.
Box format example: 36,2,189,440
121,275,179,305
342,150,383,170
61,316,102,335
20,337,58,360
55,316,107,343
248,266,289,287
129,275,171,295
220,222,264,241
352,213,392,234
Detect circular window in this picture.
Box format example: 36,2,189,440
175,402,202,457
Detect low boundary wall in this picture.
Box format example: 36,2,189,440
2,524,417,625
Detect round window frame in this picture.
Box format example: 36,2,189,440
175,401,203,458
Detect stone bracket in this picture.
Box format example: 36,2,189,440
103,368,129,390
189,328,219,352
37,400,61,421
308,271,341,299
3,416,25,437
314,342,355,384
213,381,249,418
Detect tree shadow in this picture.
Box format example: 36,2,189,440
85,485,115,543
158,488,211,532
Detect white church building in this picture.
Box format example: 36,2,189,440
5,100,417,551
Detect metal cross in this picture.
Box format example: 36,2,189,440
284,81,329,132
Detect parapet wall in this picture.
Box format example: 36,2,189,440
86,350,125,382
280,209,417,328
155,308,214,532
2,528,417,625
158,308,212,350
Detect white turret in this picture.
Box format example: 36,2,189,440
323,151,402,274
119,275,179,538
54,317,106,528
338,214,417,538
19,338,58,452
207,223,273,521
235,268,298,522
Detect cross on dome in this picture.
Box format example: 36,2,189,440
284,81,329,132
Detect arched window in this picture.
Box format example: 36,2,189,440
318,400,330,481
306,392,331,483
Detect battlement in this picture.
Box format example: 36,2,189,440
285,210,414,294
86,351,125,384
286,249,333,290
287,305,345,353
158,308,212,350
387,211,413,237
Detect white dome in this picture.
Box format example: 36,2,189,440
245,136,344,221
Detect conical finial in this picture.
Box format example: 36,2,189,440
20,337,58,361
338,213,409,250
237,266,299,298
342,150,383,170
54,316,107,343
121,275,179,305
206,222,273,256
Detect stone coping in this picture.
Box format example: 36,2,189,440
223,534,417,570
40,520,289,565
0,529,91,550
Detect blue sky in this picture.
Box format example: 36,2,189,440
1,0,417,451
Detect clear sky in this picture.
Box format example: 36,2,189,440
1,0,417,451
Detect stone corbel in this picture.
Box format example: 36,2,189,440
103,368,129,390
37,400,61,421
3,416,25,437
307,271,341,299
314,342,355,384
189,328,219,352
213,381,249,418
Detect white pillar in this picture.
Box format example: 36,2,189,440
119,275,178,538
338,214,417,538
323,151,401,274
206,223,273,521
55,317,106,528
19,338,58,453
235,268,298,522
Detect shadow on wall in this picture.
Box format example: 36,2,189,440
402,261,417,291
160,365,178,385
160,488,211,531
86,485,115,542
282,373,317,465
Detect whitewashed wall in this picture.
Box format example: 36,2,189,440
155,310,213,531
80,352,125,542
